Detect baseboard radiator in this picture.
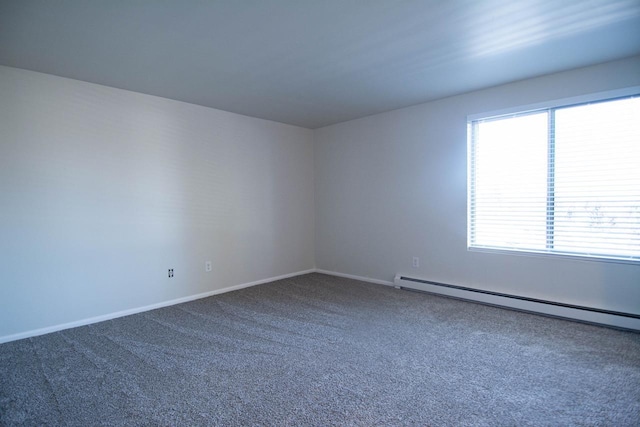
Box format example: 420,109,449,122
394,275,640,331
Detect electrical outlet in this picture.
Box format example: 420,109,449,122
205,261,212,272
412,257,420,268
168,268,174,278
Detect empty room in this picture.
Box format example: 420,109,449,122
1,1,639,425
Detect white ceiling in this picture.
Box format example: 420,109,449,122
1,0,639,129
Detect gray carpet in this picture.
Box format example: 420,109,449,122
1,273,639,426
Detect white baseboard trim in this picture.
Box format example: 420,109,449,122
314,269,395,287
0,269,316,344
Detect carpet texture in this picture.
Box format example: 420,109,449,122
1,273,639,426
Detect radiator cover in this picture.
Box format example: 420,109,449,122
394,274,640,331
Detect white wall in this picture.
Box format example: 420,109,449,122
0,66,315,339
315,56,640,315
2,56,639,341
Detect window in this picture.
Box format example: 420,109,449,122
468,91,640,263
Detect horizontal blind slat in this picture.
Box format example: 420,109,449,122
469,94,640,263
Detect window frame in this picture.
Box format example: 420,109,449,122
467,86,640,265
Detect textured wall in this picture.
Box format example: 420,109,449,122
0,66,315,339
314,56,640,314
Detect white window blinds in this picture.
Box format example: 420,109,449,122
468,94,640,262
